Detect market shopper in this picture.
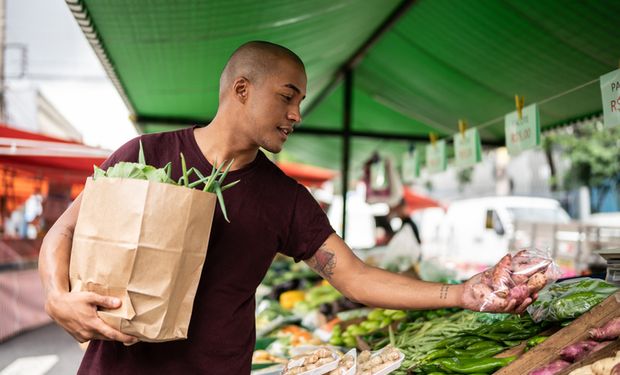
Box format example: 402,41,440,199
39,41,535,374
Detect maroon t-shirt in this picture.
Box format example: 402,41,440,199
78,126,334,374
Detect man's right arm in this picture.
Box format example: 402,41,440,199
39,194,137,344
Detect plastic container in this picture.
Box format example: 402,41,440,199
357,346,404,375
282,349,339,375
369,350,404,375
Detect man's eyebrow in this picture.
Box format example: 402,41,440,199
284,83,304,98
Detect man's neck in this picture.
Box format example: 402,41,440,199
193,118,259,171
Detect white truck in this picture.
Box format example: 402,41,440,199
429,196,571,277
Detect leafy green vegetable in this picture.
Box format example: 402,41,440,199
93,141,239,222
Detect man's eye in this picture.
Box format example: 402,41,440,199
281,94,293,102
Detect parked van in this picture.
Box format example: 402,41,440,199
432,196,571,272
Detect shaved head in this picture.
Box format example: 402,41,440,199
219,41,305,100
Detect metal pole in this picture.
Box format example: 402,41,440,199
341,69,352,240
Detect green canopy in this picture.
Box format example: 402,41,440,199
67,0,619,237
67,0,619,169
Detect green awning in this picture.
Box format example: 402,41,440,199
67,0,620,170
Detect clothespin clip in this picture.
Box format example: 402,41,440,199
429,133,437,147
458,120,467,139
515,95,524,120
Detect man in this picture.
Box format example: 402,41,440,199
376,198,422,246
39,41,533,374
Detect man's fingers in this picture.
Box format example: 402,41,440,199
502,298,517,313
91,319,138,345
515,297,533,314
86,292,121,309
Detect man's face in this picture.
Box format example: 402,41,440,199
245,59,307,153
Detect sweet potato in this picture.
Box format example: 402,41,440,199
492,254,514,296
591,354,620,375
560,340,599,362
527,272,548,293
471,283,509,310
589,317,620,341
512,273,530,285
568,365,593,375
529,359,571,375
508,284,530,305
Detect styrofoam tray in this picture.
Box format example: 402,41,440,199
283,352,339,375
342,348,356,375
373,351,404,375
358,348,404,375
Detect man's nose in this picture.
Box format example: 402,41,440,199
288,108,302,125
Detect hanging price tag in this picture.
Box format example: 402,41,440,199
454,128,482,169
504,103,541,155
425,140,446,174
402,149,420,183
370,159,388,190
600,68,620,128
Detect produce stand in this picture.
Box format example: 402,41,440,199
252,253,620,375
497,292,620,374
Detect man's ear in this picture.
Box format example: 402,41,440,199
233,77,249,104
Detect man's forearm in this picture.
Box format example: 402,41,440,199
39,223,73,298
346,264,464,310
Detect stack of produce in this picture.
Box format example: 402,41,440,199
293,284,343,315
527,278,618,323
256,299,296,336
329,351,355,375
330,309,408,348
356,346,403,374
470,249,559,312
409,314,548,374
375,310,489,372
567,351,620,375
530,317,620,375
282,347,339,374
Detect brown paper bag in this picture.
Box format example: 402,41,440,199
70,177,216,342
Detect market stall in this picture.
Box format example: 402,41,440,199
0,124,109,342
250,249,620,375
57,1,620,373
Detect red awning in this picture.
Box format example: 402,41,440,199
276,161,337,188
0,124,110,181
403,186,442,213
0,125,111,210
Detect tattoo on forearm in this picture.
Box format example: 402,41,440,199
308,244,336,280
439,285,449,300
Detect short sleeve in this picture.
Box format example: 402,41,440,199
281,184,335,262
99,136,141,170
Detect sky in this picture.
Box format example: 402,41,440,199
5,0,138,150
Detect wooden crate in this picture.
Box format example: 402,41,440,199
496,292,620,375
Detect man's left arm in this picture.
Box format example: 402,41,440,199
305,233,532,313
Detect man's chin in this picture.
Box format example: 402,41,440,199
262,142,285,154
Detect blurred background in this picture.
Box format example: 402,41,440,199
1,1,619,374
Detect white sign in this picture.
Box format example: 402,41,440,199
425,140,446,174
600,68,620,128
401,149,419,183
453,128,482,169
505,104,541,156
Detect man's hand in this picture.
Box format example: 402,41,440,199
46,291,138,345
460,270,537,314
